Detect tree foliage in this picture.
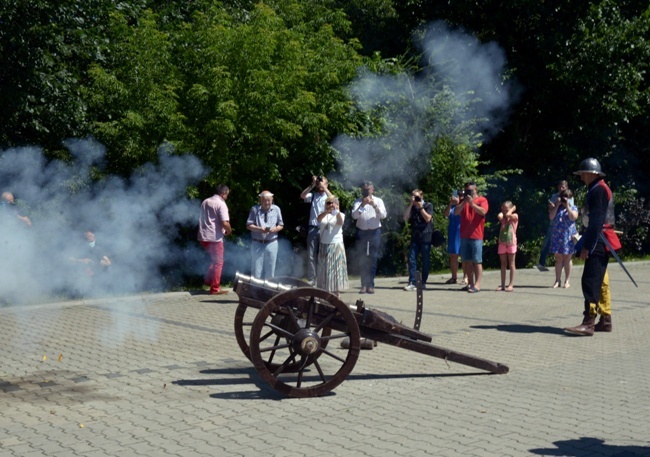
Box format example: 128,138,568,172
2,0,650,283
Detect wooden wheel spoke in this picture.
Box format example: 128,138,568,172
259,342,292,353
285,305,301,330
272,352,299,377
319,348,347,364
313,310,336,332
266,334,281,365
305,296,316,328
263,322,295,340
312,359,327,383
296,357,310,388
259,329,275,343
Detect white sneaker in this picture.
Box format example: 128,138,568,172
535,264,549,272
403,284,417,291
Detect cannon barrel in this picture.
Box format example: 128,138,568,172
233,273,299,309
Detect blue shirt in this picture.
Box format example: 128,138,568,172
246,204,284,242
304,192,328,227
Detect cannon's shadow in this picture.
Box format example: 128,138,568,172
471,324,567,335
173,367,490,400
530,436,650,456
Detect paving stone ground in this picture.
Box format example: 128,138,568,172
1,261,649,457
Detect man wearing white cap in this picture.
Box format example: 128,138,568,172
246,190,284,279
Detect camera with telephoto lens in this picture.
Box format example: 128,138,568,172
414,196,421,202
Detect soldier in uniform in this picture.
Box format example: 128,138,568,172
565,158,621,336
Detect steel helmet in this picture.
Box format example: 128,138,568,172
573,157,605,177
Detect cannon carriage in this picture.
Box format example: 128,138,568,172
233,273,508,398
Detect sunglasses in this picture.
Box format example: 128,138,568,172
326,201,334,205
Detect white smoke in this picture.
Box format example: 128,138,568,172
0,138,207,305
332,20,514,189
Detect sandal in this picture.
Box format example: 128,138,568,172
496,285,505,292
445,278,459,284
468,286,480,293
505,285,514,292
461,285,470,291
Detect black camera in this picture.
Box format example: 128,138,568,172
361,188,370,198
317,176,323,183
561,197,568,204
414,196,421,202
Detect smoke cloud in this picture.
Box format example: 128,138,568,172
0,138,207,305
332,20,514,189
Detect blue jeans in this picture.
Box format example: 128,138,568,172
251,240,278,279
306,226,320,283
357,228,381,288
408,240,431,285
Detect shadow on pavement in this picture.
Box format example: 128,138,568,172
530,436,650,456
471,324,567,335
174,369,490,400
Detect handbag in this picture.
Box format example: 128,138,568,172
431,229,445,247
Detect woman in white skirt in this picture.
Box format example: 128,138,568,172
316,196,348,296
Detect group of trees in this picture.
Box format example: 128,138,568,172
2,0,649,285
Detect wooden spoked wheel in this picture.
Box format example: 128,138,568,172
248,288,360,398
234,277,330,372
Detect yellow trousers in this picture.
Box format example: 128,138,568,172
588,270,611,317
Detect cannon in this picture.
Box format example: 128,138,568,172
233,273,508,398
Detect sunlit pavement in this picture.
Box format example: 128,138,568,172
1,262,649,456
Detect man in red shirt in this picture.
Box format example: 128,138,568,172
454,182,489,293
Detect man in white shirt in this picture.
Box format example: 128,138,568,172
351,181,387,294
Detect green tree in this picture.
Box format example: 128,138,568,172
175,1,362,222
84,9,185,176
0,0,114,153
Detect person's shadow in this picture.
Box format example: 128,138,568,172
530,436,650,456
471,324,566,335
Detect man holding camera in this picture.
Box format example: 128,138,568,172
403,189,434,290
454,182,489,293
300,175,332,285
352,181,387,294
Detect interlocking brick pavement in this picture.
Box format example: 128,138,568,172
1,262,649,456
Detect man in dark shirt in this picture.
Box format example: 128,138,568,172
402,189,434,290
565,158,620,336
